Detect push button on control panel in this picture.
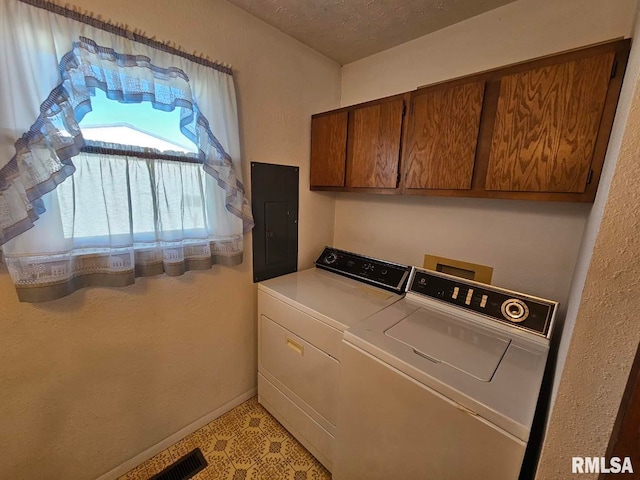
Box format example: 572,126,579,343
465,288,474,305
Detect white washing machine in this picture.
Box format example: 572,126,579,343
257,247,411,471
334,267,557,480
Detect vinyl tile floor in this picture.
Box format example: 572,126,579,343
118,396,332,480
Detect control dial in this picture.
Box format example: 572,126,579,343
324,252,338,265
501,298,529,323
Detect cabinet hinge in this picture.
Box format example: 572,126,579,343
586,169,594,184
611,59,618,79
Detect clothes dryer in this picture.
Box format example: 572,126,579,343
258,247,411,470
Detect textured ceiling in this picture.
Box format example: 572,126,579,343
226,0,518,64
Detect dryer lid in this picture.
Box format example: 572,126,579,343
384,308,511,381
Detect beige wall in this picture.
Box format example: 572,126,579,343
0,1,340,479
334,195,589,305
335,0,636,316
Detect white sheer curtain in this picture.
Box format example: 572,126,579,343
0,0,253,302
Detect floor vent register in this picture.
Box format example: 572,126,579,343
150,448,207,480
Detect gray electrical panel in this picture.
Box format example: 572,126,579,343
251,162,299,282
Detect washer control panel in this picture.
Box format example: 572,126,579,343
409,268,557,338
315,247,411,294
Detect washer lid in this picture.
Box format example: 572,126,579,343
384,308,511,381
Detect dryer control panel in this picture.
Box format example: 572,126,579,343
315,247,411,294
409,268,557,338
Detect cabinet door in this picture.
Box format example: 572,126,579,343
404,82,485,190
310,112,348,187
486,52,615,193
347,99,404,188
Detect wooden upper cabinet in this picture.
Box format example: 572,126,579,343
310,112,348,187
309,39,630,201
403,81,485,190
486,51,615,193
346,99,404,188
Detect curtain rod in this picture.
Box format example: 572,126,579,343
17,0,233,75
80,145,203,164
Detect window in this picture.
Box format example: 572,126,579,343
0,7,254,302
79,89,198,153
56,89,211,247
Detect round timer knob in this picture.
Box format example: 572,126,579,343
324,252,338,264
501,299,529,323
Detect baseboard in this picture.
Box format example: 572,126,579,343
96,388,257,480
